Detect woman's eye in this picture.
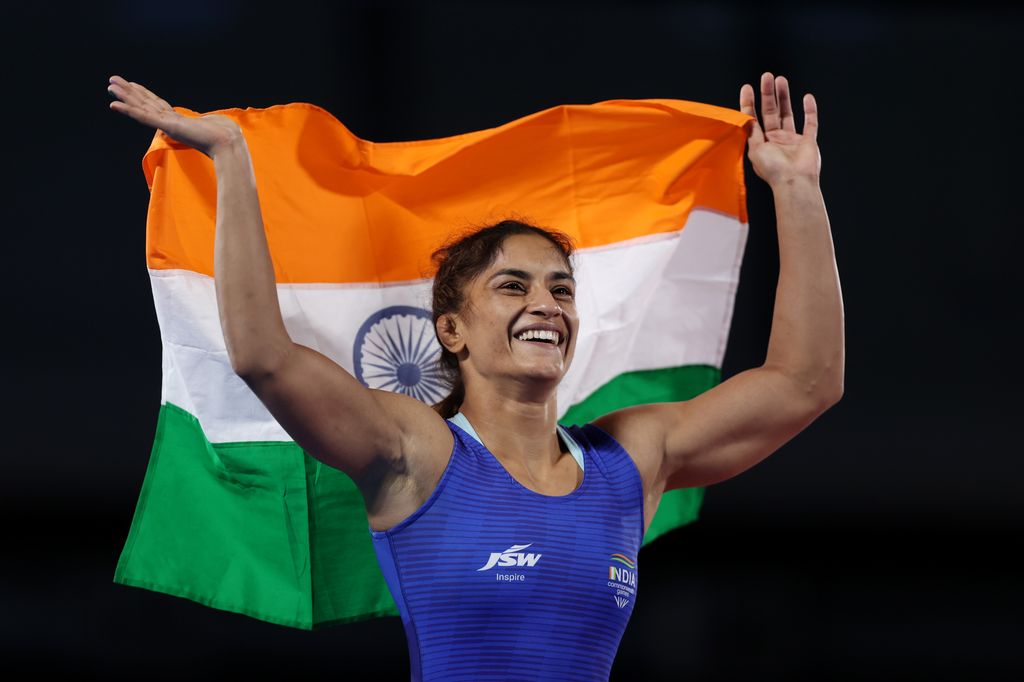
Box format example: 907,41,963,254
501,281,526,292
553,287,574,297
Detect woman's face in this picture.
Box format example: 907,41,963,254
442,233,579,389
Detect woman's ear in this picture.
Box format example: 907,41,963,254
436,313,465,354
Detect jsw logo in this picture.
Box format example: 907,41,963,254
477,543,543,571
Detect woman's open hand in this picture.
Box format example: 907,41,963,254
107,75,242,158
740,72,821,187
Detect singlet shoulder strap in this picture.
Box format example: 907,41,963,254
446,412,585,472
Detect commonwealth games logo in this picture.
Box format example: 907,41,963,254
607,553,637,609
353,306,449,404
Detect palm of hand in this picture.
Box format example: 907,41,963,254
740,73,821,185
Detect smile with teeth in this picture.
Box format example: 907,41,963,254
514,329,562,345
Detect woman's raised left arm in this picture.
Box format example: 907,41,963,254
595,72,844,501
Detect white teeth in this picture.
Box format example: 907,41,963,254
515,329,561,344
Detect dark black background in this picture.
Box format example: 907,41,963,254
4,1,1022,679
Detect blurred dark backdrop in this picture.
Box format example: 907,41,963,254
4,1,1022,679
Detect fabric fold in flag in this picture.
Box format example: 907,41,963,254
114,97,753,629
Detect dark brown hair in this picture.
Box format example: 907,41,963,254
430,218,575,418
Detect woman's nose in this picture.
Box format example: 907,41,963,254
527,296,563,317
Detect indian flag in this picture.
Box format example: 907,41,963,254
114,98,752,629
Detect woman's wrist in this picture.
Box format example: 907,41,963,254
768,173,820,194
209,126,248,163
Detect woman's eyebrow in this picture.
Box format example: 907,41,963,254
488,268,576,283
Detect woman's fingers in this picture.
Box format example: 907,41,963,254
802,93,818,141
739,83,765,145
759,72,781,132
108,76,172,114
776,75,796,133
108,77,179,132
131,79,173,112
108,80,150,113
108,76,144,107
110,97,170,130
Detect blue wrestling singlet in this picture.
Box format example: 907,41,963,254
370,414,645,682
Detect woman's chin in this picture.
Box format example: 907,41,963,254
517,358,571,384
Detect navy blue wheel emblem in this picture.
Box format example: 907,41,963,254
353,305,448,404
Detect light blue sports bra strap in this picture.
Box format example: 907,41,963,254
555,425,585,473
447,412,585,472
446,412,482,444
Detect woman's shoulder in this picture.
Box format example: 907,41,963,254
585,407,666,493
566,421,626,455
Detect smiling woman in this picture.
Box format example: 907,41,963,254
108,69,843,682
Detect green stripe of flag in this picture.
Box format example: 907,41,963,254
114,402,398,629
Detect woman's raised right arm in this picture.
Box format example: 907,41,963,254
204,131,453,502
108,77,452,513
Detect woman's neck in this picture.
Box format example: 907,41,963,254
458,387,564,467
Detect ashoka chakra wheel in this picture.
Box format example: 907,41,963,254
353,305,448,405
